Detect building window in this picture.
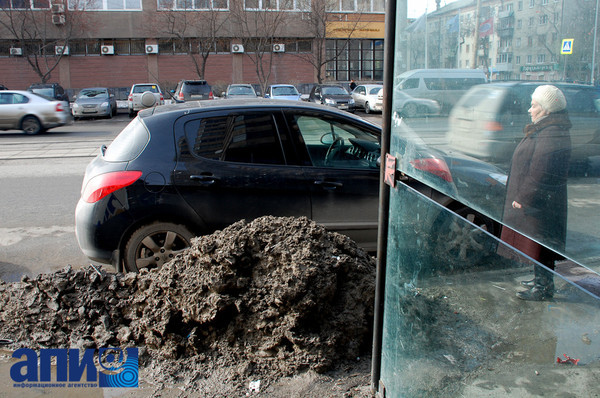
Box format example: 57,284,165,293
517,19,522,29
541,0,548,4
518,1,523,10
528,17,534,26
529,0,534,7
326,0,384,13
527,54,532,63
537,53,546,63
538,34,546,45
516,37,521,47
528,37,533,47
326,39,384,81
158,0,228,10
507,3,513,11
0,0,49,8
516,55,521,64
539,14,548,25
242,0,309,11
69,0,142,10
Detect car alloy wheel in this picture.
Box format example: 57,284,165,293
22,116,43,135
364,102,371,114
124,222,193,272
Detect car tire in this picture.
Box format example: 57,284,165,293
107,107,113,119
128,109,135,118
21,115,43,135
124,222,194,273
364,102,371,114
403,103,418,118
432,206,498,271
141,91,157,108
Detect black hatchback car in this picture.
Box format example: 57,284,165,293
76,99,500,272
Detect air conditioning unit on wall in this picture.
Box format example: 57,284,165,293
145,44,158,54
101,45,114,55
10,47,22,56
51,3,65,13
272,43,285,53
52,14,65,25
55,45,69,55
231,44,244,53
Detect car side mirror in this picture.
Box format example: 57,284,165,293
265,93,270,98
221,92,226,97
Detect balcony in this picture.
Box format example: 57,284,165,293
498,27,514,38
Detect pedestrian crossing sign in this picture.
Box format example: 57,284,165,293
561,38,574,55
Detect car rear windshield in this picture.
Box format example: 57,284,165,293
183,82,210,94
30,88,54,97
104,118,150,162
133,85,160,94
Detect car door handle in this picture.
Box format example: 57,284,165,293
190,175,219,185
314,180,343,190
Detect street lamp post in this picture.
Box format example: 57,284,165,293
592,0,599,85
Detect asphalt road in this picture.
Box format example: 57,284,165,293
0,116,127,281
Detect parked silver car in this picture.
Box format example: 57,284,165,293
223,84,257,98
71,87,117,119
0,90,72,135
351,84,383,114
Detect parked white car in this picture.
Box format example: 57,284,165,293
0,90,72,135
351,84,383,114
128,83,164,117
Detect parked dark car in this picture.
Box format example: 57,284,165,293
28,82,69,102
172,80,213,102
75,99,501,273
309,84,355,112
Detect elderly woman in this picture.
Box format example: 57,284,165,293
501,85,572,301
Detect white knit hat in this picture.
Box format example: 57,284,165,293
531,85,567,113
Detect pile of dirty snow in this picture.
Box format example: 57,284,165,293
0,216,376,394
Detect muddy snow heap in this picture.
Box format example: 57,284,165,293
0,216,376,385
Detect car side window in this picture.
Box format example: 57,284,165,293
0,93,9,104
292,114,380,169
184,113,285,165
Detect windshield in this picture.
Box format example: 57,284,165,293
79,89,108,99
322,86,348,95
272,86,299,96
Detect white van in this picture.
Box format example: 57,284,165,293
394,69,487,113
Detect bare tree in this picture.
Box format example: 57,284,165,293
153,3,228,80
295,0,366,83
0,0,90,83
229,1,287,94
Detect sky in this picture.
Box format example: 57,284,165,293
407,0,459,18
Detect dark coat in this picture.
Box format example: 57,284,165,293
500,112,572,262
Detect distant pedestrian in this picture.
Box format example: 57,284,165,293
500,85,571,301
349,79,357,91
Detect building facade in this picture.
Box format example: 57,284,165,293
412,0,597,83
0,0,385,93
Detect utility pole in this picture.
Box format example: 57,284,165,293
472,0,481,68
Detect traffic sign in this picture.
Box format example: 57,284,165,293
561,38,574,55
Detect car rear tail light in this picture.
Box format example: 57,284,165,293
128,94,133,101
209,91,214,100
55,103,64,112
410,158,453,182
82,171,142,203
484,121,504,131
178,92,184,100
160,94,164,101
